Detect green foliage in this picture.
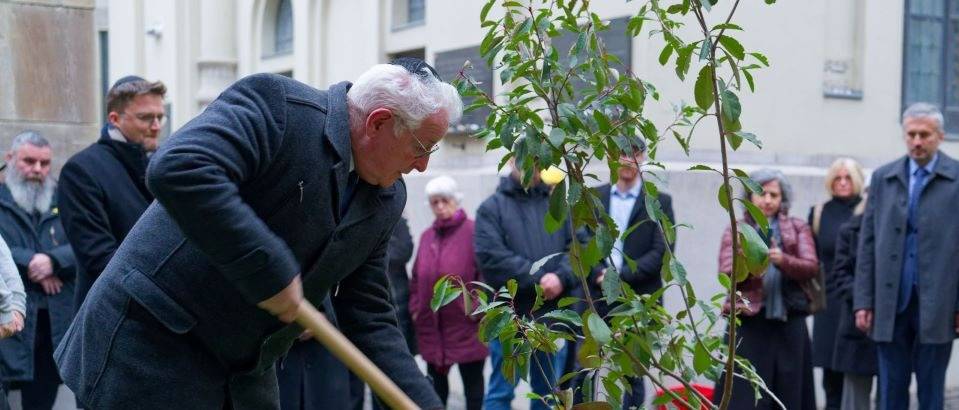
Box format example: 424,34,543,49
442,0,778,408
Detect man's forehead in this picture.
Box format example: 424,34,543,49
17,144,52,157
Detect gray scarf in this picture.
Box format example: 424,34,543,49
763,218,787,321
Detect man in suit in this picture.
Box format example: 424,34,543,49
58,76,166,311
590,135,673,407
854,102,959,410
55,59,461,409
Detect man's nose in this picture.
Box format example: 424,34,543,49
412,156,429,173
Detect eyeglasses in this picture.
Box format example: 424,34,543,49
122,112,166,126
411,130,440,159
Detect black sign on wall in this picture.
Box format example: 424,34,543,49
434,46,493,132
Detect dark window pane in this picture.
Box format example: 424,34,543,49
408,0,425,23
904,19,944,105
911,0,945,16
275,0,293,54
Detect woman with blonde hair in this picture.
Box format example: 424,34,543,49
808,157,865,410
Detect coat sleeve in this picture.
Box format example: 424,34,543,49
0,237,25,324
830,221,857,303
146,74,298,304
777,219,819,280
389,218,414,266
473,200,541,292
57,159,118,280
853,174,879,312
7,244,34,271
46,243,75,278
333,229,443,410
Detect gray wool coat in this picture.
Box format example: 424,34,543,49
54,74,441,409
854,152,959,344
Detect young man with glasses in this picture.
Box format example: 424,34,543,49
57,76,167,312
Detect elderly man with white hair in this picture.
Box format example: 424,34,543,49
56,58,461,410
409,175,487,410
855,102,959,410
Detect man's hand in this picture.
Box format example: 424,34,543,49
855,309,873,334
257,275,303,323
27,253,53,282
39,276,63,295
768,247,784,266
540,273,564,300
595,269,606,285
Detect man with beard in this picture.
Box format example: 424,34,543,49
0,131,75,410
58,76,165,310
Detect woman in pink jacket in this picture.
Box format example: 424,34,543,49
409,176,488,410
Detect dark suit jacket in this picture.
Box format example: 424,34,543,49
589,183,673,314
55,74,440,409
854,153,959,344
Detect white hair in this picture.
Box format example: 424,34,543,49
425,175,463,202
5,160,55,214
10,130,50,153
902,102,945,133
347,64,463,134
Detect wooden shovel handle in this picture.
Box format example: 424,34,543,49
294,300,418,410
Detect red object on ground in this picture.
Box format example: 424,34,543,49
655,384,714,410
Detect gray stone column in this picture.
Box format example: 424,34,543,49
0,0,99,174
196,0,236,111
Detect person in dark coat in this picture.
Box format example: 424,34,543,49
854,103,959,410
714,168,818,410
830,195,876,410
410,176,487,410
807,158,865,410
588,136,673,408
54,60,462,409
0,131,76,410
348,216,416,410
277,296,350,410
57,76,164,311
475,160,578,410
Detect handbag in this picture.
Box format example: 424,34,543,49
801,204,828,314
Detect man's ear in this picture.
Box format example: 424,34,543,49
107,111,121,127
365,108,394,135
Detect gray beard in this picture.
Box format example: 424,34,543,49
5,167,54,214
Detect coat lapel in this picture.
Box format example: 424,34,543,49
324,81,353,221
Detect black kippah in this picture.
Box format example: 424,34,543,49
110,75,146,91
389,57,442,82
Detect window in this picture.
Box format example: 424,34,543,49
408,0,425,24
275,0,293,55
903,0,959,134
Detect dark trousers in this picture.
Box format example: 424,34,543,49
13,310,60,410
427,360,485,410
822,368,843,410
623,376,645,409
714,314,815,410
876,293,952,410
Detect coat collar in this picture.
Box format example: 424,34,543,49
884,152,959,187
0,184,58,229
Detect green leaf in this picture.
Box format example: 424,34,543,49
688,164,718,173
727,132,743,150
558,296,579,308
693,341,711,374
738,222,770,276
718,272,732,290
743,69,756,92
669,257,688,285
694,65,715,110
602,265,622,303
658,44,674,66
592,110,612,134
480,0,494,21
546,179,568,233
586,312,612,344
533,284,545,312
750,52,770,66
542,309,583,327
548,128,566,148
712,23,744,31
430,276,462,312
718,35,745,60
733,131,762,149
666,4,685,14
529,252,564,275
717,184,731,213
739,199,770,236
507,279,518,298
675,45,695,80
721,89,742,124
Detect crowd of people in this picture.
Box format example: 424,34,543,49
0,57,952,410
